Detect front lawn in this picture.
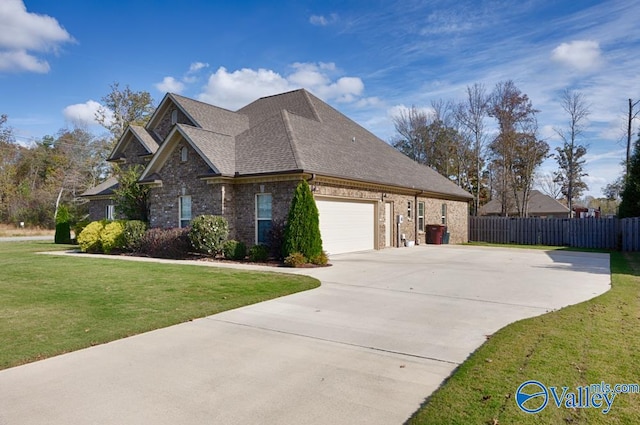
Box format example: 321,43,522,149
407,251,640,424
0,241,319,370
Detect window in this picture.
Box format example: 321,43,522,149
179,196,192,228
441,203,447,225
418,201,425,232
256,193,272,245
106,204,115,220
180,146,188,162
407,200,412,220
171,109,178,125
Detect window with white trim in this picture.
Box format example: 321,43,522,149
256,193,272,245
407,200,412,220
106,204,115,220
418,201,425,232
171,109,178,125
441,203,447,225
179,195,192,228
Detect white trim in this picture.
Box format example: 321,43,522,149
255,193,272,245
418,201,425,232
179,195,192,228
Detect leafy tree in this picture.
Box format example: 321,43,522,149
96,82,155,142
112,164,149,222
391,102,473,187
603,177,624,201
619,134,640,218
553,89,590,213
282,180,323,260
488,80,549,217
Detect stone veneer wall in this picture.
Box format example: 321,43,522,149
88,199,113,222
313,182,469,247
233,180,299,246
152,107,192,142
148,141,216,229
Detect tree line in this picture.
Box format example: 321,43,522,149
391,80,593,217
0,83,154,228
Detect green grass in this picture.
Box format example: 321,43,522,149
407,250,640,424
0,241,319,370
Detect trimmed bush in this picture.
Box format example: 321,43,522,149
284,252,307,268
188,215,229,255
101,221,126,254
77,221,105,253
310,250,329,266
54,205,71,244
248,244,269,262
122,220,147,252
282,180,323,260
139,228,191,259
222,240,247,261
73,220,90,242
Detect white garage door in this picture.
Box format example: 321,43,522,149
316,198,375,255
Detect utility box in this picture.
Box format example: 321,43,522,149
426,225,446,244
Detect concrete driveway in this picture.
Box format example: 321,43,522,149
0,245,610,424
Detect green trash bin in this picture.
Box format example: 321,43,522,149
442,232,450,244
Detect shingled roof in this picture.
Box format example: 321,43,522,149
480,190,570,216
140,89,473,200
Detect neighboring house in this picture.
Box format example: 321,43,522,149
479,190,570,218
83,89,473,255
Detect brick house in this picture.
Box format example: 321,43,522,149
83,89,473,255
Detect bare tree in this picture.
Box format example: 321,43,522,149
553,89,590,214
456,83,489,215
96,82,155,143
536,173,563,199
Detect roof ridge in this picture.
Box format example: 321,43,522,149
170,93,237,114
176,123,233,138
281,110,304,170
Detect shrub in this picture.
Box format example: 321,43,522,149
139,228,191,259
73,220,90,242
101,221,126,254
268,220,285,260
223,240,246,260
310,250,329,266
248,244,269,262
54,205,71,244
284,252,307,268
282,180,323,260
77,221,105,253
188,215,229,255
122,220,147,252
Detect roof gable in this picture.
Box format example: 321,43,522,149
479,190,569,215
140,124,235,181
107,125,158,162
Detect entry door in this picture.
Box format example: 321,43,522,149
385,202,392,247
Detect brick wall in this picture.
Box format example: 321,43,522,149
151,106,192,142
148,141,216,229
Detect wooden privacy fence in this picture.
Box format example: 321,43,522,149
469,217,640,251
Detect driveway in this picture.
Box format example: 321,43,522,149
0,245,610,424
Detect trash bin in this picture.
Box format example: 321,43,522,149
442,232,450,244
426,225,445,244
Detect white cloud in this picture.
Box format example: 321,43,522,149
188,62,209,73
0,0,73,73
0,49,49,73
198,63,368,110
155,76,185,93
551,40,602,71
309,13,338,26
62,100,111,127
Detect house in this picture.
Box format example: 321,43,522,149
82,89,473,255
479,190,570,218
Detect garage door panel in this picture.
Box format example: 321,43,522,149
316,199,375,255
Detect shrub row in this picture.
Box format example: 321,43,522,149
76,215,276,262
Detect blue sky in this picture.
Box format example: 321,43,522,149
1,0,639,197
